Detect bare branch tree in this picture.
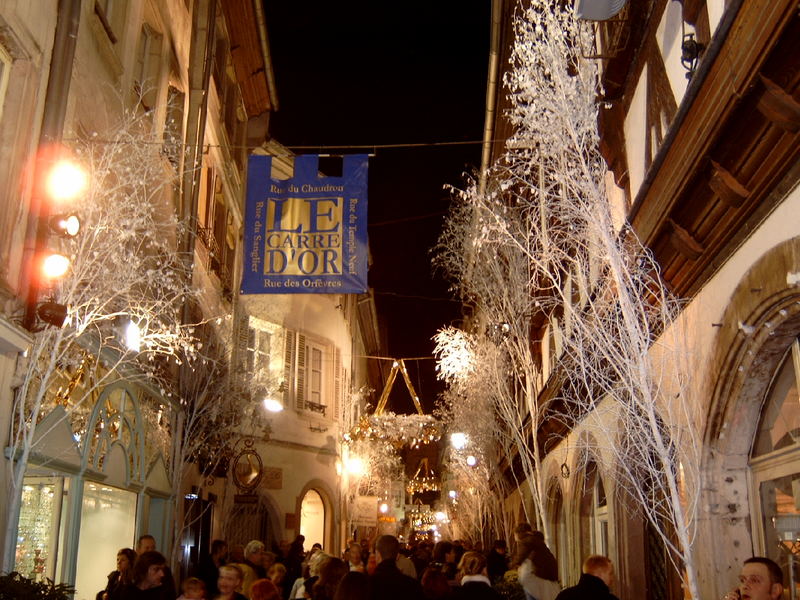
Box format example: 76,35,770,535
4,109,200,572
435,2,700,596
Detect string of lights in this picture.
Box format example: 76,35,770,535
62,137,492,153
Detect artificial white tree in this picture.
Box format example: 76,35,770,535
435,1,700,596
4,109,201,572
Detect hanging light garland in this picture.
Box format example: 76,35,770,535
406,457,441,494
344,412,441,449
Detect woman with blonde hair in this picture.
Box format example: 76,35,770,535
452,552,501,600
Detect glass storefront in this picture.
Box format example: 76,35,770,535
16,477,67,581
73,482,137,600
751,338,800,600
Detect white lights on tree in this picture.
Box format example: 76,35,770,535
466,455,477,467
433,327,476,384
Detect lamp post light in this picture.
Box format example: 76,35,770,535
23,156,85,331
263,397,284,413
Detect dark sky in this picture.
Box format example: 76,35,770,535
264,1,490,412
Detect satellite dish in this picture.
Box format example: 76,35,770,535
575,0,628,20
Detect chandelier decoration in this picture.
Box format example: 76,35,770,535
406,457,440,495
408,499,437,530
343,359,442,448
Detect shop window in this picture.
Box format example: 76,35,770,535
752,339,800,457
74,482,137,600
15,477,67,581
750,338,800,600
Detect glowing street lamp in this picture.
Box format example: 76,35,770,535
466,455,477,467
124,320,141,352
263,397,284,413
46,159,88,203
345,456,365,477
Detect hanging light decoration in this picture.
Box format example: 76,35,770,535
406,457,441,495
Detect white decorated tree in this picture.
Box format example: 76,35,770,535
4,109,206,572
435,1,700,596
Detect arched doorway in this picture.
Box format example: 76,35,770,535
300,489,325,549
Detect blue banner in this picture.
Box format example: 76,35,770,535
242,154,369,294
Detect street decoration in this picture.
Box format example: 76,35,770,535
242,154,368,294
406,457,440,495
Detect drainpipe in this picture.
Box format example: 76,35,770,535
21,0,82,331
479,0,503,196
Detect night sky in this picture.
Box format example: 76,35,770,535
264,1,490,412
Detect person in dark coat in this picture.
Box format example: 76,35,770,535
99,548,137,600
369,535,424,600
485,540,508,584
115,551,171,600
197,539,227,598
554,555,619,600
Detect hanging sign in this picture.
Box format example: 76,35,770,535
353,495,379,527
242,154,368,294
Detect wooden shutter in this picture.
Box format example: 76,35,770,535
333,347,342,421
233,312,250,376
283,330,296,408
295,334,307,411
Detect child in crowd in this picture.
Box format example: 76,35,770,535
177,577,206,600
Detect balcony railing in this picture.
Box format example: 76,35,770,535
305,401,327,416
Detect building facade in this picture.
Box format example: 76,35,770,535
0,1,383,597
482,0,800,599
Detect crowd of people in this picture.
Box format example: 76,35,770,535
97,528,786,600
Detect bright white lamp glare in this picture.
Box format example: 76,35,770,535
263,397,283,413
466,455,477,467
42,253,70,278
450,432,468,450
379,502,389,514
47,160,87,203
125,321,141,352
448,490,457,499
435,511,446,521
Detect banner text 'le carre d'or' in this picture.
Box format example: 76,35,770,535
242,154,368,294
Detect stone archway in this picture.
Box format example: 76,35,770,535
701,236,800,595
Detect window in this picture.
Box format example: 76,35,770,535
95,0,128,43
283,331,342,419
0,44,11,124
306,340,326,414
238,316,282,389
134,23,163,111
163,85,185,168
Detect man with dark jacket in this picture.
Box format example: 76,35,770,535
555,555,619,600
369,535,424,600
486,540,509,584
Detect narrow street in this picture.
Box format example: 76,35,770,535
0,2,798,600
